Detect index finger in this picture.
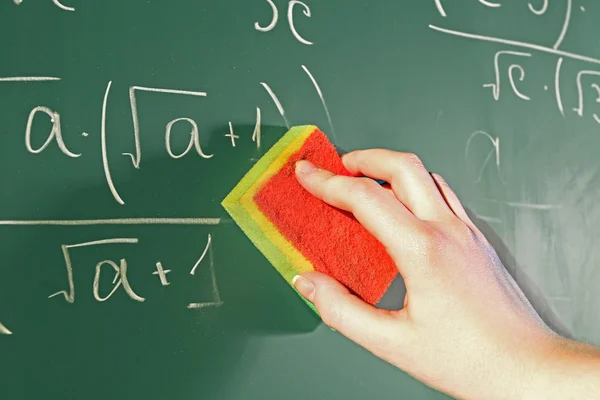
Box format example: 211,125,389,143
295,160,426,275
342,149,453,221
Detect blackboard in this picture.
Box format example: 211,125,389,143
1,1,599,399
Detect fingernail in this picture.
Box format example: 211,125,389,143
295,160,317,175
292,275,315,301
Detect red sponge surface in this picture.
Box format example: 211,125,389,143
254,129,397,305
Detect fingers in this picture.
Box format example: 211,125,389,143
293,271,406,356
342,150,452,221
430,173,478,231
295,160,423,267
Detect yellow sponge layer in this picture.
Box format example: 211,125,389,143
222,125,318,311
239,128,315,277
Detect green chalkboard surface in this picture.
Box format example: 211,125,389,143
2,1,600,399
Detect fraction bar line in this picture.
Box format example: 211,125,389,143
0,77,61,82
0,218,222,226
131,86,207,97
429,25,600,66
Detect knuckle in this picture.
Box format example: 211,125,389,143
400,152,425,169
421,229,444,254
390,153,427,181
313,172,338,199
319,302,343,329
453,221,477,240
353,149,380,171
355,152,371,170
442,221,478,246
412,225,446,258
347,179,379,202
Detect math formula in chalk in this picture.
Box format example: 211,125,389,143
431,0,600,125
432,1,579,226
1,0,331,336
47,234,222,309
1,62,332,206
11,0,316,46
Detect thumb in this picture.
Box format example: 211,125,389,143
293,271,401,353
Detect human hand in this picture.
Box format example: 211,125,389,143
292,150,564,400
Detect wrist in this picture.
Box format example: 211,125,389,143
523,334,600,400
521,333,566,400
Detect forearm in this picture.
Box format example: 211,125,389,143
525,337,600,400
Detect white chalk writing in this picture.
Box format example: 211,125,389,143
100,81,125,205
93,259,145,303
0,321,12,335
190,234,212,276
12,0,73,11
255,0,278,32
0,76,60,82
434,0,447,17
528,0,549,16
127,86,208,169
260,82,290,128
302,65,337,143
479,0,501,8
553,0,572,49
430,5,600,125
252,107,262,149
48,238,139,303
226,121,239,147
165,118,213,159
254,0,314,45
428,25,600,65
25,106,80,157
555,57,565,115
483,51,532,101
288,1,313,45
574,71,600,124
52,0,74,12
93,260,123,302
188,234,223,309
153,262,171,286
465,130,505,184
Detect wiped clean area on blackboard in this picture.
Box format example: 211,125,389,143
1,1,599,399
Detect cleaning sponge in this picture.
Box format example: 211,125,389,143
222,126,397,309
